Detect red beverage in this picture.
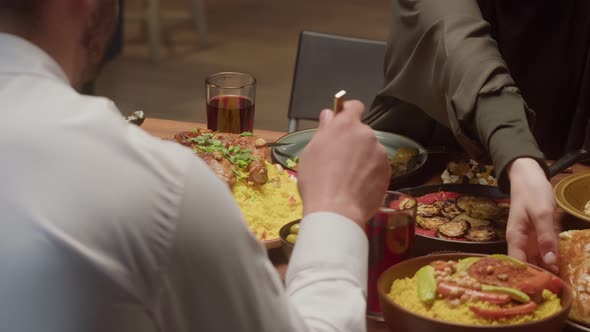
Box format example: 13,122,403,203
206,95,255,133
366,200,416,319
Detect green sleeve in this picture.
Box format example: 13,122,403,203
475,91,550,192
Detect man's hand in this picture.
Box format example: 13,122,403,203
297,100,391,227
506,157,558,273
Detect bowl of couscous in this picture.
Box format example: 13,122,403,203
378,253,572,332
231,162,302,248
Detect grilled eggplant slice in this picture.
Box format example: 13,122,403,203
416,215,449,230
451,212,491,227
457,195,503,220
465,225,497,242
440,201,463,219
438,219,469,238
399,197,417,210
417,203,441,217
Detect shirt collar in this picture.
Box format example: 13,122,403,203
0,32,70,85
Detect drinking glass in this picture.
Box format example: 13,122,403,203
366,191,417,320
206,72,256,133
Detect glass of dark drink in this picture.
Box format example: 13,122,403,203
206,72,256,133
366,191,416,320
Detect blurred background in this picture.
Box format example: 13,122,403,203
96,0,390,132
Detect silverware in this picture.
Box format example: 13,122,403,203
333,90,346,114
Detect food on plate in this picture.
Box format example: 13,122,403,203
452,213,491,227
170,129,302,242
232,161,302,241
388,255,563,326
465,225,497,242
559,229,590,326
437,220,469,239
173,129,270,187
410,192,509,242
390,147,419,177
440,201,463,219
441,159,496,186
286,156,299,170
285,223,300,245
457,195,504,220
417,202,441,217
416,215,449,231
585,200,590,216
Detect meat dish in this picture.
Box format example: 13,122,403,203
559,229,590,326
172,130,270,187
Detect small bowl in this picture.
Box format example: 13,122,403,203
279,220,300,259
555,172,590,224
378,253,572,332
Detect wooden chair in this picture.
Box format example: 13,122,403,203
287,31,387,132
126,0,208,61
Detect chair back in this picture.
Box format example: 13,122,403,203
288,31,387,132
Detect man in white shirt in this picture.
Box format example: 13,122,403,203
0,1,391,332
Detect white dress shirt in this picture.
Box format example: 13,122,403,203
0,33,368,332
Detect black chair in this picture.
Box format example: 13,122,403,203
287,31,387,132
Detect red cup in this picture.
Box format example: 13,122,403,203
366,191,416,320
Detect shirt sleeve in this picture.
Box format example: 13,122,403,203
375,0,548,191
475,91,549,191
160,157,367,332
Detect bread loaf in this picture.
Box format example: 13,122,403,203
559,229,590,326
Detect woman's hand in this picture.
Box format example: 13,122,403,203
506,157,558,273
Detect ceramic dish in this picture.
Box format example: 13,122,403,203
398,184,509,256
272,128,429,188
554,172,590,224
378,253,572,332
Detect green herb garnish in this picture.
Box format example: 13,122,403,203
240,132,254,137
190,132,259,170
286,156,299,169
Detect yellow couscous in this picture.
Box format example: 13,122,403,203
232,161,302,241
388,276,562,326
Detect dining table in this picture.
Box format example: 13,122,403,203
142,117,590,332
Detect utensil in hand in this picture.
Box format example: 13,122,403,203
333,90,346,114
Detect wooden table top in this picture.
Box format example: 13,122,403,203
142,118,589,332
142,118,287,142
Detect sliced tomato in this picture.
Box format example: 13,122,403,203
470,301,538,319
516,267,552,298
545,275,563,295
437,282,511,304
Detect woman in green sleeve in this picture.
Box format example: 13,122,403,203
365,0,590,273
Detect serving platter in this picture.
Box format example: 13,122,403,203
554,172,590,224
398,183,509,256
272,128,429,187
377,253,572,332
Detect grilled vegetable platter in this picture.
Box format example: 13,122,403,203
398,184,510,256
